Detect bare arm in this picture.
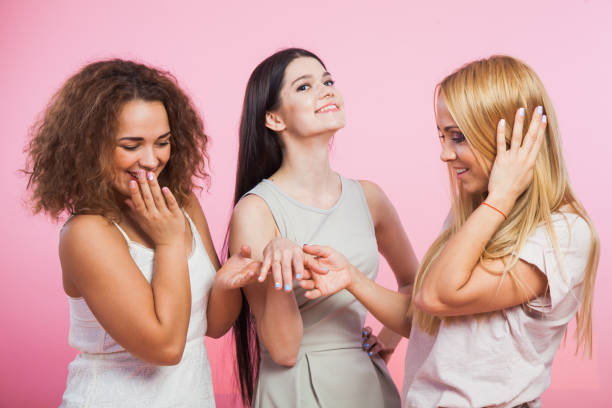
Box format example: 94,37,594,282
360,180,418,350
182,194,260,339
229,195,303,366
416,108,549,316
60,172,189,365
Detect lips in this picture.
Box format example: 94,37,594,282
127,170,139,179
456,168,468,174
315,103,339,113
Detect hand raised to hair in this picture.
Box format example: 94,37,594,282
487,107,547,215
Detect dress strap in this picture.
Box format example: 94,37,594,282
111,221,131,243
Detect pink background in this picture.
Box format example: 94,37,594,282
2,0,610,406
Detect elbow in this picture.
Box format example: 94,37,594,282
269,349,298,367
414,288,447,317
206,324,231,339
154,342,186,366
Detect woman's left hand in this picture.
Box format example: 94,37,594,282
361,326,394,364
299,244,354,299
487,107,547,214
214,245,262,290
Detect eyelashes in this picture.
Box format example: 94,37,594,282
119,141,170,151
296,79,335,92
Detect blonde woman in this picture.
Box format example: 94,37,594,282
300,56,600,407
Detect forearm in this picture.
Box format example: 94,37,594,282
349,269,412,337
422,200,507,303
257,281,303,365
206,285,242,338
150,243,191,348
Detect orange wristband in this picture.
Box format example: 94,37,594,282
481,202,507,220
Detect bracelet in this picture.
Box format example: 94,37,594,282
481,202,507,220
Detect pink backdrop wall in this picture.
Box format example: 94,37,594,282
2,0,610,406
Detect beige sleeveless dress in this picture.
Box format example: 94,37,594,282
246,175,401,408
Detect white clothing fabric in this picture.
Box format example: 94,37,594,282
403,212,592,408
60,213,216,407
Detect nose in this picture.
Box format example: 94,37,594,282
139,146,159,170
439,141,457,163
318,83,335,99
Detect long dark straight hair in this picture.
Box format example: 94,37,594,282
231,48,326,405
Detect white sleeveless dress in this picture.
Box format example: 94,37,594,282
60,212,216,407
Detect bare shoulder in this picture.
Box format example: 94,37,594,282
229,194,277,256
358,180,394,226
60,214,122,253
183,192,208,230
232,194,275,227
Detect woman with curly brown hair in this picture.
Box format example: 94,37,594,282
24,59,260,407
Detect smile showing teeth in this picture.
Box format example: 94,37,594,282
456,168,468,174
127,170,139,179
316,104,338,113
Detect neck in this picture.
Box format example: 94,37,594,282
272,131,337,196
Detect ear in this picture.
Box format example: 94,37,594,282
265,111,286,133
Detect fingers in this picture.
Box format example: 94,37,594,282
147,171,167,212
271,250,282,290
299,279,316,290
240,245,252,259
303,254,329,275
129,180,146,213
496,118,507,156
292,247,305,281
304,288,323,299
527,111,547,162
258,247,273,283
136,169,156,212
161,187,181,216
281,251,293,292
302,244,332,258
522,106,543,153
510,107,525,151
362,326,372,338
228,261,261,288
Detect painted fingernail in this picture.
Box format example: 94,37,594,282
295,273,301,279
368,351,372,356
274,282,281,289
147,171,154,181
518,107,525,116
536,106,543,115
362,330,367,336
129,180,137,188
542,115,547,123
499,119,506,127
258,276,265,282
284,284,291,291
365,343,369,348
137,169,144,177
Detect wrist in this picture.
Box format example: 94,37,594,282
484,193,515,217
347,264,363,294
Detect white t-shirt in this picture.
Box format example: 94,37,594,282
402,212,592,408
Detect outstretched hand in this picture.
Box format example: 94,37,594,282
299,244,354,299
214,245,262,290
487,106,547,214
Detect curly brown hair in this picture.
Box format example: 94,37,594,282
23,59,209,220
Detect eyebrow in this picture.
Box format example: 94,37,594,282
118,131,171,142
436,125,461,132
291,71,331,86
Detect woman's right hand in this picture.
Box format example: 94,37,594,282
258,237,305,292
125,170,185,248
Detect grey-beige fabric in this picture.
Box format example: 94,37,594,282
245,175,401,408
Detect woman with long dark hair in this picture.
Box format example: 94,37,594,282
228,48,417,407
24,59,260,407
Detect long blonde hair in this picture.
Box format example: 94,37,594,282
413,56,600,357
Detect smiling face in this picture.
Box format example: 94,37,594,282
266,56,345,138
112,99,171,197
436,94,489,195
